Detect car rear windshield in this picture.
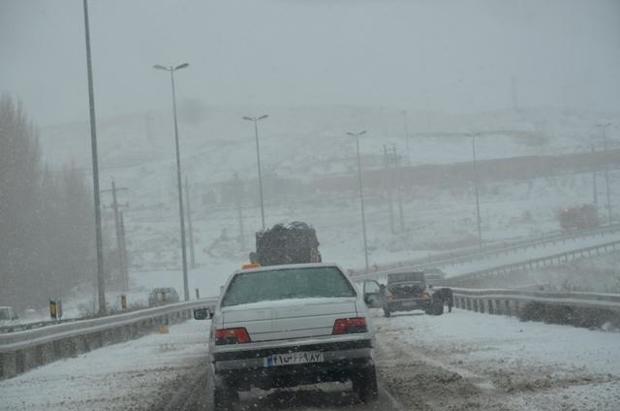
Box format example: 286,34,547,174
388,272,425,283
221,266,356,307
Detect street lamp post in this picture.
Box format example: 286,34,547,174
347,130,369,272
471,133,483,250
243,114,269,230
402,110,411,164
599,123,613,224
153,62,190,301
82,0,106,314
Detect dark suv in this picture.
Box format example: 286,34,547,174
363,271,443,317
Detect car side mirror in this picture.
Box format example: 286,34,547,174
193,307,211,320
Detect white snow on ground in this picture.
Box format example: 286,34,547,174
378,309,620,375
0,320,210,411
2,308,619,410
374,309,620,410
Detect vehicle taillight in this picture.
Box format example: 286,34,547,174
332,317,368,335
215,327,251,345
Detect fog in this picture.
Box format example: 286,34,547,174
3,3,620,409
1,0,619,126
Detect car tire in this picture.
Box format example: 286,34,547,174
353,365,378,403
383,306,391,317
431,298,444,316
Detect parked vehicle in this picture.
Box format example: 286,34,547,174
201,263,377,410
148,287,180,307
558,204,599,231
363,270,444,317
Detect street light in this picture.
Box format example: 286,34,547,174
471,133,483,250
599,122,613,224
153,62,190,301
402,110,411,164
243,114,269,230
82,0,106,314
347,130,369,272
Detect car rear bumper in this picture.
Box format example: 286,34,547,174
213,339,374,390
385,298,430,312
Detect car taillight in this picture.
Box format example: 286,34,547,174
332,317,368,335
215,327,251,345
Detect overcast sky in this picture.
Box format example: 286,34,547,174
1,0,619,126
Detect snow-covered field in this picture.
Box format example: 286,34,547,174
2,310,618,410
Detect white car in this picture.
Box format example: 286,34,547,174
206,263,377,409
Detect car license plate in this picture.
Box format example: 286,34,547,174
402,301,417,307
263,351,324,367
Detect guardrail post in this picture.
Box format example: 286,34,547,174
37,342,56,366
0,351,17,379
513,300,520,316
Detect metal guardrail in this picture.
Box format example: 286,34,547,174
350,223,620,276
451,287,620,316
448,239,620,286
0,298,217,379
0,318,82,334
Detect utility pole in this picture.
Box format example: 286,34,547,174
383,145,395,234
185,176,196,268
347,130,369,272
119,211,129,291
392,145,405,232
472,134,483,250
101,181,128,292
234,173,246,251
82,0,106,314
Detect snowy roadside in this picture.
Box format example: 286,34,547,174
0,320,210,411
373,309,620,410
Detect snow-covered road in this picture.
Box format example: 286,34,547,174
443,232,620,277
0,320,210,410
1,311,618,410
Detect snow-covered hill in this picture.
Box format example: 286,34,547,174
37,105,620,298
